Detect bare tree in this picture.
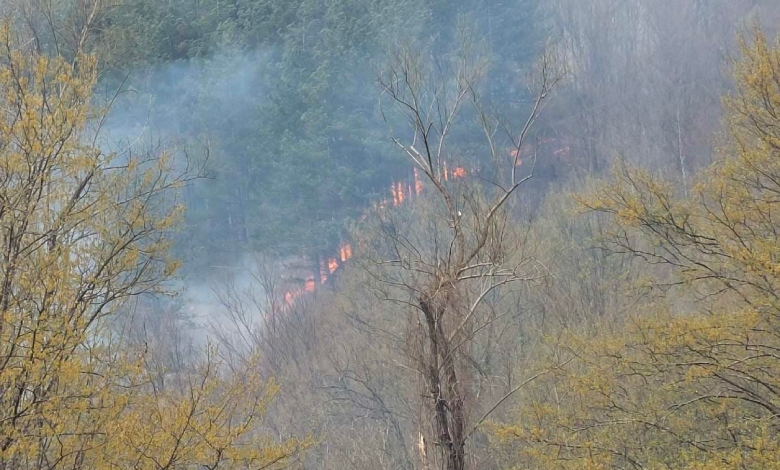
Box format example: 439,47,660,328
372,35,563,470
208,253,319,375
1,0,119,61
546,0,780,180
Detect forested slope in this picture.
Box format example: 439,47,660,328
2,1,780,469
81,0,548,268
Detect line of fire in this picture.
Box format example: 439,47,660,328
281,139,570,306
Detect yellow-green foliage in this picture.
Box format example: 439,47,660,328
0,23,305,469
491,29,780,469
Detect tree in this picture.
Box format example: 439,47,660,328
368,36,562,470
243,0,425,257
544,0,764,180
0,23,304,469
492,28,780,469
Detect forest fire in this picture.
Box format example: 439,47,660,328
282,161,471,305
284,242,354,306
340,244,352,261
282,141,567,306
328,258,339,273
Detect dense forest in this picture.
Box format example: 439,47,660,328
2,0,780,469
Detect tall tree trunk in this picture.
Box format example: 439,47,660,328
420,296,466,470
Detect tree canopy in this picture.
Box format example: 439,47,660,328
0,21,304,469
490,28,780,469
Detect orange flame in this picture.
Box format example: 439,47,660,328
340,243,353,261
283,139,570,308
414,168,423,195
319,258,328,284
